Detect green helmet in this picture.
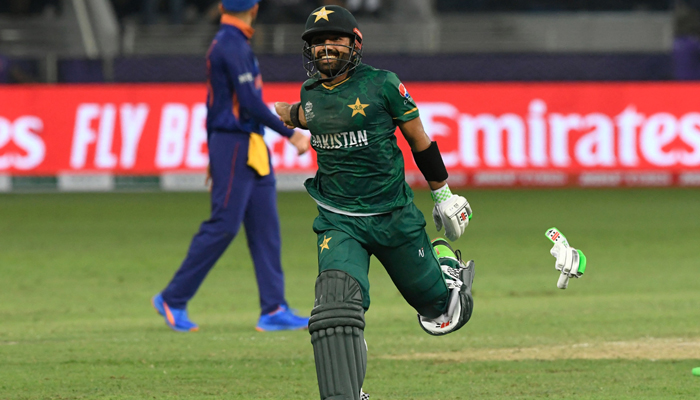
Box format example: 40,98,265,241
301,5,363,81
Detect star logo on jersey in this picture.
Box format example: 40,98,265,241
348,98,369,117
312,7,334,23
319,235,332,253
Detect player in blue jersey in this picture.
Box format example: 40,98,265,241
152,0,311,332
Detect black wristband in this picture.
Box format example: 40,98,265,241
289,102,305,129
412,141,448,182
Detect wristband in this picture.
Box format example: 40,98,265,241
431,184,453,204
289,102,305,129
412,141,448,182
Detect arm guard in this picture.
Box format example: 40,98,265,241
412,141,448,182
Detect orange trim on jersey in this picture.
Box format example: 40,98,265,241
206,40,217,107
207,78,214,107
206,39,217,59
393,107,419,120
220,14,254,39
206,60,214,106
322,76,351,90
232,92,240,119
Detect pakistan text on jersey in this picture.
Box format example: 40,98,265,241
311,130,368,150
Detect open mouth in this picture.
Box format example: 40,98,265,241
317,53,340,62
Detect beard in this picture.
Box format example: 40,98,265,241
313,47,351,77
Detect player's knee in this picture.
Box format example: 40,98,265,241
414,301,446,320
199,217,239,238
309,270,365,334
404,278,452,319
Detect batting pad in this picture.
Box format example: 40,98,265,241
309,270,367,400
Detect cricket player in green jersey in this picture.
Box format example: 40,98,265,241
275,5,475,399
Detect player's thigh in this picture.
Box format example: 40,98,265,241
372,207,448,312
245,177,280,235
208,133,254,230
315,227,372,311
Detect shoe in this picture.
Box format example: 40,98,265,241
255,305,309,332
151,293,199,332
431,237,461,271
432,238,474,286
417,238,475,336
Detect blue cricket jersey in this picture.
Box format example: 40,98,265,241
206,15,294,138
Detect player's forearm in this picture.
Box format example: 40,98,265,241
286,102,308,129
428,180,447,190
274,102,308,130
238,88,295,137
399,117,449,189
293,102,308,128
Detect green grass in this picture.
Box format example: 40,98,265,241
1,189,700,399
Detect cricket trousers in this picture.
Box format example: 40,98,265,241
161,131,287,314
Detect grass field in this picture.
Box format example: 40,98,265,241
1,188,699,399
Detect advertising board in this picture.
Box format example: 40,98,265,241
1,83,699,187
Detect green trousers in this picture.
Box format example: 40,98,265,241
313,202,449,319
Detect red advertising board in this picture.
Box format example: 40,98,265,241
1,83,699,187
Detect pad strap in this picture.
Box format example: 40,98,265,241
412,141,448,182
289,102,306,129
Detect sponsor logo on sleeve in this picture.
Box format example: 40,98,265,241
398,83,411,99
238,72,254,84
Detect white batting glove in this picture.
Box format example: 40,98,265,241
431,184,472,242
545,227,587,289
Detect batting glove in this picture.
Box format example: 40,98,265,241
431,184,472,242
551,243,582,275
545,227,587,289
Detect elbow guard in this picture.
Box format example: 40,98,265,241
412,141,448,182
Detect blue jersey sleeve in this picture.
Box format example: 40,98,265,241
220,42,295,138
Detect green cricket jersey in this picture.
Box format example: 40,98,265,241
301,63,420,215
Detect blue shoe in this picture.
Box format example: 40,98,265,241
255,305,309,332
151,293,199,332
